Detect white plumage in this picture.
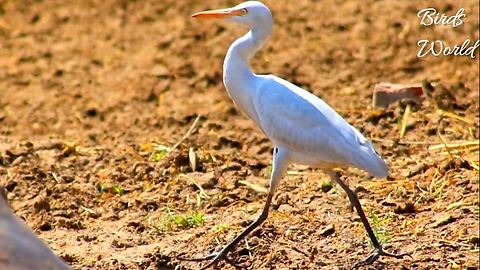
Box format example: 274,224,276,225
182,1,409,269
217,2,388,178
252,74,388,177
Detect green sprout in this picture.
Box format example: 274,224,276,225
215,223,231,233
163,208,204,230
112,185,124,196
321,179,333,192
264,165,272,178
152,144,170,161
98,183,108,193
97,183,124,196
370,212,392,245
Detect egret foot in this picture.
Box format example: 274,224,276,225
178,248,243,270
177,205,270,269
353,247,412,268
327,170,410,268
179,148,287,269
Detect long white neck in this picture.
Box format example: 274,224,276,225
223,26,272,123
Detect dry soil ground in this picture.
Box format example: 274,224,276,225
0,0,479,269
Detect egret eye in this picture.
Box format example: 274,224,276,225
241,8,248,15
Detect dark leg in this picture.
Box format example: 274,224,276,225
179,147,290,269
179,193,274,269
327,170,411,268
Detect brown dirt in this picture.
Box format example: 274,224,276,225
0,187,71,270
0,0,479,269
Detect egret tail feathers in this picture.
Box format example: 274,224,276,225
351,143,389,178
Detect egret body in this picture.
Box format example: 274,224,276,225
183,1,409,268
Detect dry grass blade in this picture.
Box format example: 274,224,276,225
362,179,416,195
371,138,439,145
435,147,479,156
189,147,197,172
429,139,479,161
286,170,309,175
435,133,454,158
445,200,477,211
171,115,202,151
179,174,210,199
238,180,268,194
437,109,476,126
399,104,411,138
469,161,479,171
51,172,60,183
428,140,479,151
80,205,95,214
148,115,202,161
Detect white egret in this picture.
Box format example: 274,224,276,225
181,1,410,269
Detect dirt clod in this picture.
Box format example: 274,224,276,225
320,224,335,237
432,215,457,228
33,193,50,213
394,202,416,214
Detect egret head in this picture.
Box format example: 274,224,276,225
192,1,273,30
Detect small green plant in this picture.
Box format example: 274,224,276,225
97,183,124,196
370,212,392,246
142,181,153,192
264,165,272,178
163,208,204,230
112,185,124,196
215,223,231,233
146,211,161,231
321,179,333,192
152,144,170,161
98,183,108,193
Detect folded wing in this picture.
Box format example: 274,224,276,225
253,75,388,177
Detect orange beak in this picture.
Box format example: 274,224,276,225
191,8,243,19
